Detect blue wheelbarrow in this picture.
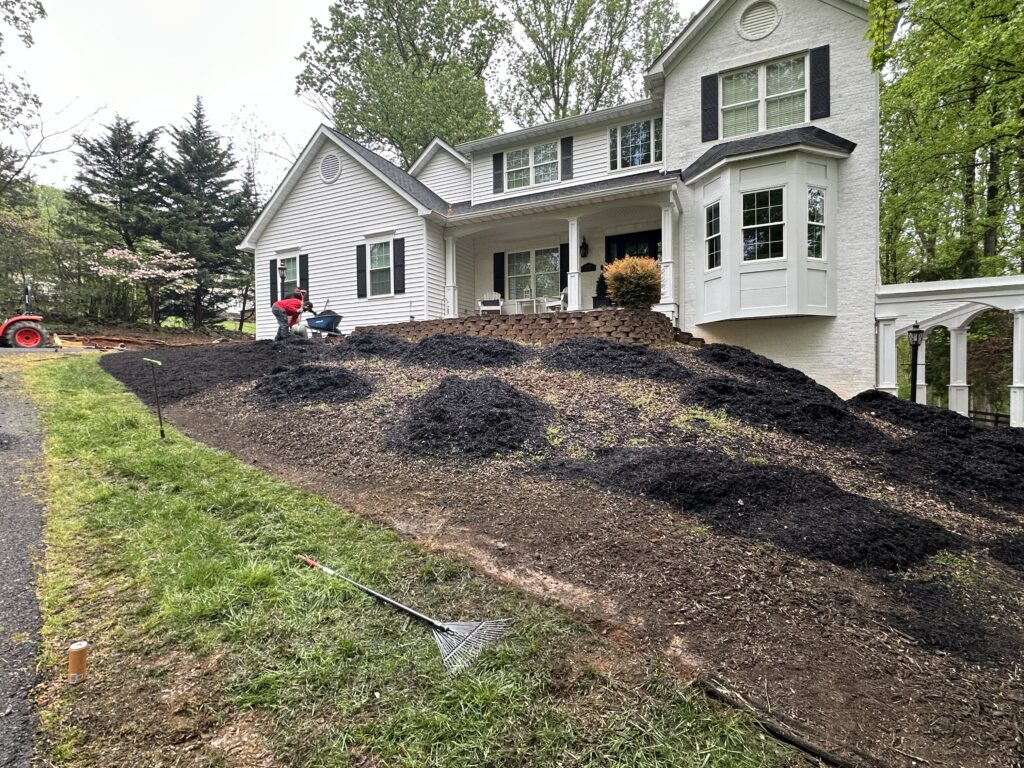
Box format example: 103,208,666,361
305,310,343,337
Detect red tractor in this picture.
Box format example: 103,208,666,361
0,285,49,349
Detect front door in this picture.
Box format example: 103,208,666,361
597,229,662,300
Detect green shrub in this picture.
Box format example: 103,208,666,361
602,256,661,310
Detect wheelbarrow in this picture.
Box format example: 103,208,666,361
305,310,344,337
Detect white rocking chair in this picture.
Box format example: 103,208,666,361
478,292,504,315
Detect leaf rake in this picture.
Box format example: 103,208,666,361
298,556,511,674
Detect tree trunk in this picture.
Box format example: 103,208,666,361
958,152,978,278
983,142,1001,260
237,279,250,333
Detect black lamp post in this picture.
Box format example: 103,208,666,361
908,323,925,403
278,263,287,297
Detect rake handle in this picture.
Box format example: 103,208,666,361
299,556,450,633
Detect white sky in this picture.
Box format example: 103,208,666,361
3,0,706,195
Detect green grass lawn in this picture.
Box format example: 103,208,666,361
25,356,797,767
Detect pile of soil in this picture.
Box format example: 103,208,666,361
685,375,878,444
697,343,838,398
101,340,322,404
540,337,692,382
338,332,413,359
398,376,549,457
250,363,372,408
544,446,957,571
402,334,530,369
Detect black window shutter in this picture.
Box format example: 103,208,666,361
356,245,367,298
492,153,504,193
393,238,406,294
560,137,574,180
298,253,309,301
701,74,719,142
269,259,278,305
559,243,570,291
492,252,505,296
809,46,831,120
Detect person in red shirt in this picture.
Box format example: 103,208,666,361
271,289,307,340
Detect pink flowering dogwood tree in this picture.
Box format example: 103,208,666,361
94,241,198,327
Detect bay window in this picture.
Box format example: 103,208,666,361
609,118,664,170
507,247,560,300
722,55,807,138
506,141,559,190
705,202,721,270
741,188,785,261
807,187,825,259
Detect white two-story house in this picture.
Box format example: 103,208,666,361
239,0,878,397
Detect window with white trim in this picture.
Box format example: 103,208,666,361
721,55,807,138
279,255,298,296
741,188,785,261
368,241,392,296
507,247,560,300
506,141,559,190
609,118,663,170
705,202,721,270
807,187,825,259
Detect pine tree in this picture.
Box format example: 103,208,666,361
162,97,239,330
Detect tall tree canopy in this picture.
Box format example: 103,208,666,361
296,0,506,168
502,0,683,127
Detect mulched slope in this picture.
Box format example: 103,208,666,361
250,363,372,408
0,433,15,450
402,334,531,369
338,332,413,360
541,337,692,382
398,375,549,457
100,339,323,405
544,446,957,571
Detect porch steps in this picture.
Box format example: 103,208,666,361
674,329,706,348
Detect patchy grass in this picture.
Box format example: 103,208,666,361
26,356,797,768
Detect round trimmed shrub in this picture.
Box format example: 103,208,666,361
602,256,661,309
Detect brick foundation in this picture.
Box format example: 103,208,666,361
352,309,701,347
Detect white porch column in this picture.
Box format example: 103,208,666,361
948,326,970,416
1011,309,1024,428
656,202,678,323
444,235,458,318
876,319,898,395
567,217,581,311
915,338,929,405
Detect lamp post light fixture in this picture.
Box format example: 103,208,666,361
278,263,287,298
907,322,925,404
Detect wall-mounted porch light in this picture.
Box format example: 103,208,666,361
580,237,589,260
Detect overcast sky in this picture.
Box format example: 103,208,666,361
4,0,706,194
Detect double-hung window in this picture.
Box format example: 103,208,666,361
705,203,721,270
807,187,825,259
279,255,298,296
368,240,392,296
741,188,785,261
722,55,807,138
507,247,560,300
609,118,663,170
506,142,559,190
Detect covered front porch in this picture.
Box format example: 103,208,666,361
438,180,681,324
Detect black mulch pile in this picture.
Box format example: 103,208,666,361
398,375,550,457
543,446,958,572
337,331,413,359
848,390,1024,511
250,363,372,408
540,337,692,382
990,536,1024,570
402,334,531,369
100,339,323,404
688,344,878,444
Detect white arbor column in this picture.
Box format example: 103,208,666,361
915,338,929,405
444,235,458,318
876,319,898,395
948,326,970,416
567,217,581,311
1011,309,1024,428
658,202,677,311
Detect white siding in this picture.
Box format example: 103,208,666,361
424,221,445,319
468,112,663,206
254,141,427,338
456,239,475,316
663,0,878,398
416,151,471,203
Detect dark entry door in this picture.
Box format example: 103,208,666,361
597,228,662,299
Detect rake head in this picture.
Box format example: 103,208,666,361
433,620,513,674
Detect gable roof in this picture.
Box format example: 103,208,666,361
238,126,450,252
645,0,868,91
408,137,469,177
681,125,856,182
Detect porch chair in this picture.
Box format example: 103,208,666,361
478,292,504,315
544,289,568,313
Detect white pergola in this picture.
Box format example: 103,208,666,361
875,275,1024,428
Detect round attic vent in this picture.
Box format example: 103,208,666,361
738,1,780,40
320,153,341,183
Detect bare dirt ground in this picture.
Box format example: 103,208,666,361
101,336,1024,768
